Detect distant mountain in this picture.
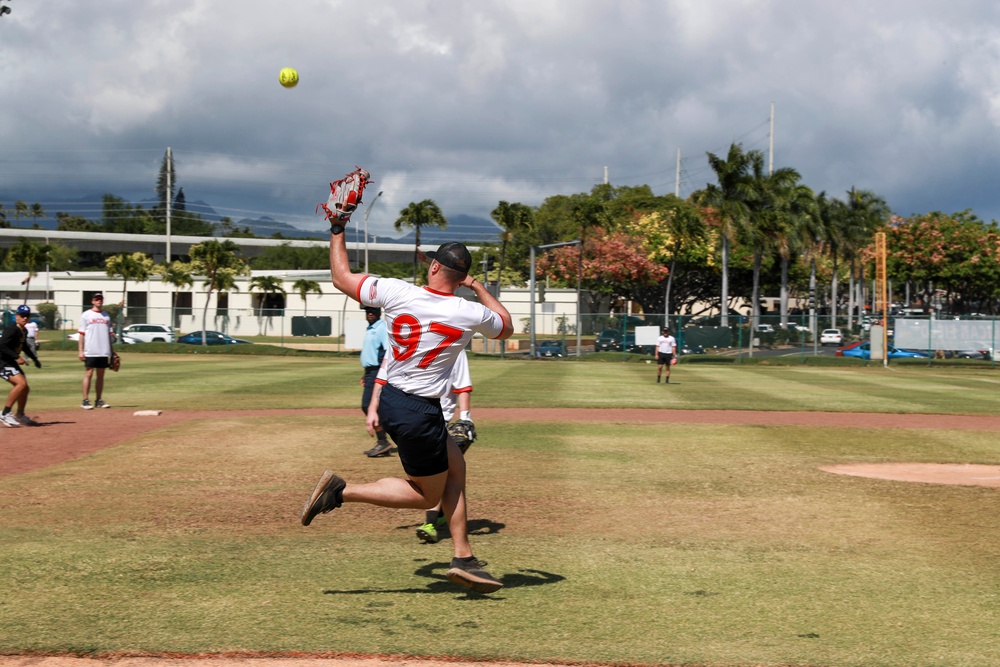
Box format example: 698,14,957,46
232,216,328,239
392,214,502,246
1,193,500,244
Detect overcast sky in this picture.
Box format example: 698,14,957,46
3,1,1000,239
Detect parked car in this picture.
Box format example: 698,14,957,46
838,341,928,360
536,340,567,358
819,329,843,346
679,342,706,356
177,330,252,345
594,329,621,352
756,324,775,334
950,344,993,360
122,323,175,343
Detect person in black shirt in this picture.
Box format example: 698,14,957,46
0,305,42,427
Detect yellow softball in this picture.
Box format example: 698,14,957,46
279,67,299,88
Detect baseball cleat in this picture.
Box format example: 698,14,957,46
447,557,503,594
300,470,346,526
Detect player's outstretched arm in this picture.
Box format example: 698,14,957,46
329,231,365,301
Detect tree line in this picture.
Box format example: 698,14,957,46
6,143,1000,325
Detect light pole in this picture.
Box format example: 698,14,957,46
530,240,580,358
363,190,383,274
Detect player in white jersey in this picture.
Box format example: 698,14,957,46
78,292,116,409
656,327,677,384
301,217,514,594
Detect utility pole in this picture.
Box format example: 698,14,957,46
675,147,681,197
604,166,609,185
768,102,775,176
165,147,172,263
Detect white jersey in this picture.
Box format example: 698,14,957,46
657,335,676,354
24,321,38,340
79,308,114,357
358,276,503,398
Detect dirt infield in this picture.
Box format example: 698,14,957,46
3,406,999,667
4,406,1000,481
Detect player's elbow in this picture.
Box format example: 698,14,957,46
496,321,515,340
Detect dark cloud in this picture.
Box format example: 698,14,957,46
3,0,1000,238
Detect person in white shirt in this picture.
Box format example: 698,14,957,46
301,220,513,594
23,318,39,357
656,327,677,384
77,292,116,409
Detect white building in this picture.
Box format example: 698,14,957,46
7,271,581,341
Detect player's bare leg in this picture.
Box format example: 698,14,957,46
82,367,94,400
341,472,446,510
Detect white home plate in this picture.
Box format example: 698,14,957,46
821,463,1000,487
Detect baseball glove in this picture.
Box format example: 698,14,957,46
110,353,121,372
318,166,372,223
447,419,477,454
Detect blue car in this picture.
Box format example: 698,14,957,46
177,330,252,345
839,341,927,360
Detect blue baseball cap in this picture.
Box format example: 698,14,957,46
16,305,31,316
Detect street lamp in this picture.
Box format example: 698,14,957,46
363,190,383,274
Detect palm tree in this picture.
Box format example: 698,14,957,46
695,143,758,327
814,193,847,328
29,203,45,228
490,201,534,287
771,184,818,329
249,275,286,334
190,239,247,345
158,261,194,329
13,200,28,223
745,157,803,331
105,252,154,302
8,238,51,304
105,252,154,331
292,278,322,315
394,199,447,283
842,188,890,329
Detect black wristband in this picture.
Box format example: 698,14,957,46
330,224,345,235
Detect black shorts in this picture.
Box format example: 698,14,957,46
0,365,22,381
84,356,111,369
377,383,449,478
657,352,674,365
361,366,380,414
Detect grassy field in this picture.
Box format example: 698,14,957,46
2,353,1000,666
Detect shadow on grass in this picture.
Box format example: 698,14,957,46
323,560,565,598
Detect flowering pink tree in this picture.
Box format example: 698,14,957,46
536,228,669,314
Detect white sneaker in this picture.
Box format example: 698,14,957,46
81,399,93,410
15,414,40,426
95,399,110,409
1,413,21,427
